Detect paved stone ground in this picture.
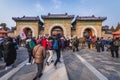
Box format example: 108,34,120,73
77,48,120,80
1,47,120,80
62,50,99,80
8,64,36,80
8,51,68,80
62,47,120,80
0,47,28,77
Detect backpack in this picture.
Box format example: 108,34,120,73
29,40,36,49
61,40,65,47
53,39,58,50
113,40,120,46
73,40,77,46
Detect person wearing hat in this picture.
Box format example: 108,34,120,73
32,41,46,80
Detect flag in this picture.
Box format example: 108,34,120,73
20,30,26,40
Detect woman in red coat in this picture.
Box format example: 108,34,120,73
41,36,47,50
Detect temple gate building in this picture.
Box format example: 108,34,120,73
12,13,107,38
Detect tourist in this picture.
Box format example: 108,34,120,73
96,37,101,52
114,38,120,58
0,39,4,60
87,38,92,49
66,37,71,50
52,34,61,68
106,37,112,51
32,41,46,80
26,37,36,65
73,37,79,51
41,36,47,50
60,37,65,51
46,37,54,66
110,38,119,58
100,37,106,52
72,38,76,52
3,37,17,70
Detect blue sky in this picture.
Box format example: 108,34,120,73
0,0,120,28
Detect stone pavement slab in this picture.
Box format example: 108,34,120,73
7,53,68,80
62,50,100,80
78,48,120,80
41,61,68,80
0,47,28,77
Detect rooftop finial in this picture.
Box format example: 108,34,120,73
65,13,67,15
48,13,50,15
23,15,25,18
92,15,95,17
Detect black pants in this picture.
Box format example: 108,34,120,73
88,44,90,49
35,62,43,78
6,60,15,66
73,46,79,52
111,50,119,58
0,49,3,59
28,50,34,63
75,46,79,51
101,45,104,51
54,49,61,66
96,46,100,52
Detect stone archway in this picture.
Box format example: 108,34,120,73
81,26,97,38
23,27,32,38
48,24,66,36
83,28,95,39
51,26,63,36
21,26,35,37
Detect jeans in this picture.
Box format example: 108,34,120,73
35,62,43,78
54,49,61,66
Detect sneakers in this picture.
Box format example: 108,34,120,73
51,60,54,63
32,59,35,64
46,60,54,66
38,73,43,78
33,77,37,80
33,73,43,80
46,62,49,66
26,63,31,65
5,65,13,70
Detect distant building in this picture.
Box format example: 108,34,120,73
0,29,7,37
12,13,110,39
101,25,112,38
112,29,120,38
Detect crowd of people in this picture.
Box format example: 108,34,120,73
86,37,120,58
0,34,120,80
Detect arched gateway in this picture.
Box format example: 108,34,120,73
12,13,106,38
12,16,42,38
74,15,106,38
22,27,32,38
51,26,63,36
81,26,97,38
41,13,74,37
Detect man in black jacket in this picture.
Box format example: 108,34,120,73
3,37,17,70
110,38,119,58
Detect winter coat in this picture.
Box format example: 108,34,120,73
110,40,115,51
87,39,91,45
3,39,16,66
41,38,47,49
33,44,46,63
47,40,53,50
